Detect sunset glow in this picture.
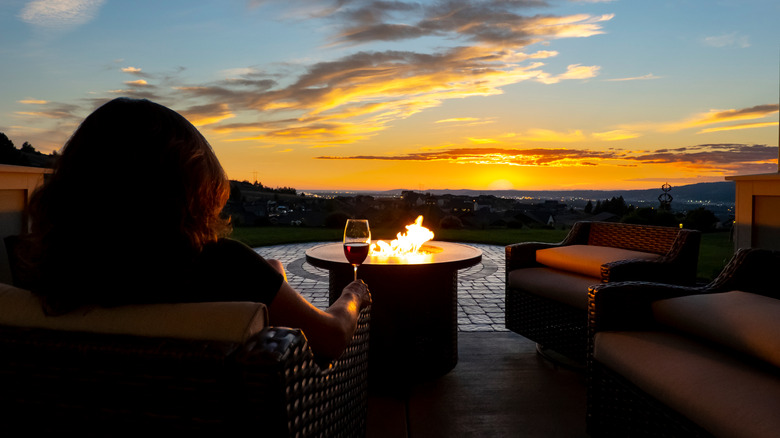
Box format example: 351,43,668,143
1,0,778,191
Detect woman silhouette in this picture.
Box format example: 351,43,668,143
17,97,370,360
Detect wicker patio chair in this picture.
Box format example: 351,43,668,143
505,221,700,364
0,282,371,437
587,248,780,437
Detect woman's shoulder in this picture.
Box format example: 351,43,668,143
208,237,252,250
201,237,260,260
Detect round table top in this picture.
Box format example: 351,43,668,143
305,241,482,271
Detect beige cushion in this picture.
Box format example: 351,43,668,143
536,245,659,278
0,282,267,344
595,331,780,438
653,291,780,368
507,267,599,309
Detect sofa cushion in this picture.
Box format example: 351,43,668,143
507,267,599,309
535,245,660,278
594,330,780,438
653,291,780,369
0,282,267,343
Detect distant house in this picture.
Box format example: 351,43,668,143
449,200,473,214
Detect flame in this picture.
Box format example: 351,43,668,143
370,215,434,257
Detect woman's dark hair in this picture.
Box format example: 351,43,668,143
20,97,231,312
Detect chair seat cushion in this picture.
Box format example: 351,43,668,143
0,282,267,343
653,291,780,368
536,245,660,278
594,330,780,438
507,267,599,309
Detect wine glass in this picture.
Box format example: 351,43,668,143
343,219,371,281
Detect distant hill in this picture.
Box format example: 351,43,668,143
313,181,738,204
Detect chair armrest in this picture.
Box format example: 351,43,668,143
601,259,688,284
707,248,780,297
587,281,703,333
505,222,592,273
589,249,780,335
235,306,371,437
505,242,558,272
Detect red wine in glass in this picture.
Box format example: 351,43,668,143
344,242,369,265
344,219,371,281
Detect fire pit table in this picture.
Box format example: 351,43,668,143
305,241,482,389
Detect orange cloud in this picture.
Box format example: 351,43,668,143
660,104,779,132
698,121,777,134
316,143,778,176
124,79,149,86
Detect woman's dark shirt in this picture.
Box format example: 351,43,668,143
185,238,284,304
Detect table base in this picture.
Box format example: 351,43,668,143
328,263,459,391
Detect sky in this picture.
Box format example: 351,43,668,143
1,0,778,192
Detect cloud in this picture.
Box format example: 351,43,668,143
14,101,82,120
535,63,600,84
593,130,641,141
18,99,48,105
693,104,779,125
172,44,588,144
639,104,780,133
315,143,778,176
605,73,661,82
124,79,151,87
631,144,777,172
317,146,625,166
14,0,612,148
19,0,105,30
436,118,481,124
181,103,235,127
330,2,612,47
698,121,777,134
702,32,750,48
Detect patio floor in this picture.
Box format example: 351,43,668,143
256,242,589,437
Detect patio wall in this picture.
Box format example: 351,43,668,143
726,172,780,251
0,164,51,284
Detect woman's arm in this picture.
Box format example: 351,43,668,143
266,259,371,360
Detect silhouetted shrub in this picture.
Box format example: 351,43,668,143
683,207,719,232
324,212,351,228
439,215,463,229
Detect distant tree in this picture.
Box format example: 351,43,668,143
584,200,593,214
228,181,244,202
682,207,719,232
593,196,631,217
20,142,37,154
0,132,56,168
0,132,21,165
621,207,679,227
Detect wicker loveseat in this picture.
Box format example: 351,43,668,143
0,282,370,437
505,221,700,363
587,248,780,438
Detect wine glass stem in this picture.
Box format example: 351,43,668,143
353,265,358,281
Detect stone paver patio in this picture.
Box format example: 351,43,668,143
254,242,507,332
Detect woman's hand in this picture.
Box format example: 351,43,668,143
343,280,371,309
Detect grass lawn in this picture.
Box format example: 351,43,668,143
229,226,734,282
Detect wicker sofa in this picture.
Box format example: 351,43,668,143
587,248,780,438
0,282,370,437
505,221,700,363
